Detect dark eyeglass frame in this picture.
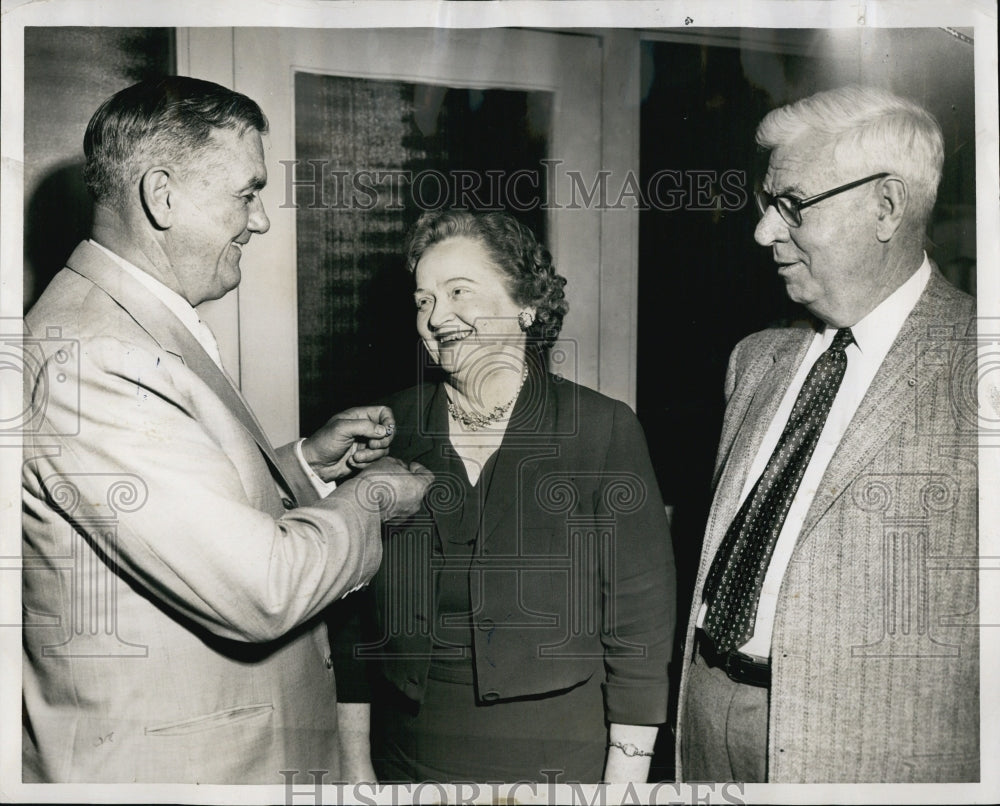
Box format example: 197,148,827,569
754,172,890,227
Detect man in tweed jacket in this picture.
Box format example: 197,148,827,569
676,86,978,782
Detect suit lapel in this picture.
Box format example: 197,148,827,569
402,368,554,550
798,271,956,538
479,362,555,549
705,330,813,560
699,272,967,597
401,383,465,546
65,241,296,496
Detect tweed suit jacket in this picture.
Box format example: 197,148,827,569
676,268,979,782
21,241,383,783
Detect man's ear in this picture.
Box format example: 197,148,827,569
875,176,908,242
140,167,174,229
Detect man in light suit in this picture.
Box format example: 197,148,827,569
676,86,978,782
21,76,432,783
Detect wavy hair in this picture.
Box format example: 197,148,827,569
405,210,569,348
84,76,268,207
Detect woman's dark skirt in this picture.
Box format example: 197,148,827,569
371,662,606,784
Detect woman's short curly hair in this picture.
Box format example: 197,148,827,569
404,210,569,348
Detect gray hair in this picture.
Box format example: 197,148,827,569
756,85,944,224
84,76,268,207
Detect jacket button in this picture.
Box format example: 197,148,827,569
479,618,495,631
281,497,295,510
324,655,333,670
482,690,500,702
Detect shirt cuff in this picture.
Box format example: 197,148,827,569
294,438,337,499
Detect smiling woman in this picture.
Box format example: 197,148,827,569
329,210,676,785
291,71,552,437
412,237,531,429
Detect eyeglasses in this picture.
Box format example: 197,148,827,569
754,172,890,227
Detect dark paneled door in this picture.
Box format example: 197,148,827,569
229,28,601,444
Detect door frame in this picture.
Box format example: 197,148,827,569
178,26,639,444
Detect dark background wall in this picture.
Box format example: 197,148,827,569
23,27,175,310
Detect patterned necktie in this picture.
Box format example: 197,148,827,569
702,327,855,653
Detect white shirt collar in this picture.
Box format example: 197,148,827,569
88,239,223,368
824,253,931,356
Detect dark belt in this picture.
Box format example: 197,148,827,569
697,631,771,688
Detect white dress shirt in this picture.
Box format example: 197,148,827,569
699,256,931,659
89,240,334,498
90,240,225,368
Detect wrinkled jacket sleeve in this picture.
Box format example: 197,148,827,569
22,335,383,643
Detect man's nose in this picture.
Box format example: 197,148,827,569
754,205,787,247
249,196,270,235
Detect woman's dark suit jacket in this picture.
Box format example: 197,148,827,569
332,359,676,726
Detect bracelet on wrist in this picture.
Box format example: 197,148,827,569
608,740,654,758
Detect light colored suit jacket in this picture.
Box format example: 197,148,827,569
21,241,383,783
676,268,979,782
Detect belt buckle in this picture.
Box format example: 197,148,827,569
723,651,748,683
725,650,769,687
696,630,770,687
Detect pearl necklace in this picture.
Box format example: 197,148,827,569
447,364,529,431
